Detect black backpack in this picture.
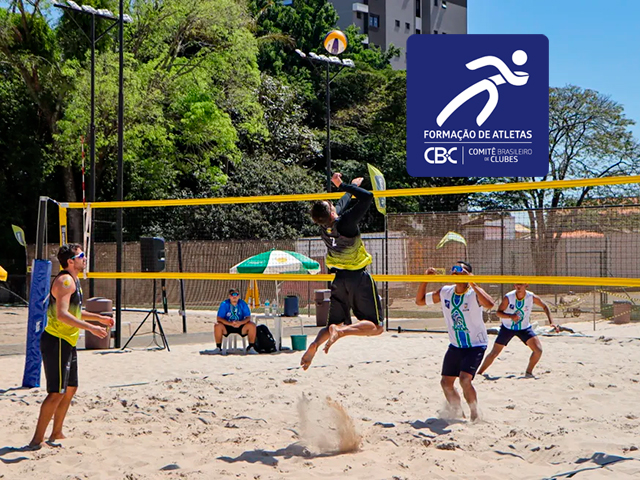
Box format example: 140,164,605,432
255,324,277,353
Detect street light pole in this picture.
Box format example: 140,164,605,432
90,13,95,211
53,2,131,299
115,0,126,348
325,62,331,193
296,34,356,192
54,1,131,347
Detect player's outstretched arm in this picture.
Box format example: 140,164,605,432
416,268,442,306
533,295,559,331
465,274,495,309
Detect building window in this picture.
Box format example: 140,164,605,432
369,14,379,29
405,22,410,30
434,0,438,6
416,28,421,34
416,0,421,17
356,11,361,19
395,20,400,28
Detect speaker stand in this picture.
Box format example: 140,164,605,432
122,279,170,351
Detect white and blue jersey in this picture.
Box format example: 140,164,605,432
440,285,488,348
501,290,534,330
217,299,251,323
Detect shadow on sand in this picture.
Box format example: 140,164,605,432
409,417,465,435
0,445,41,464
218,442,346,466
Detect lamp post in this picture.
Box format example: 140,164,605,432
295,30,355,192
53,1,132,299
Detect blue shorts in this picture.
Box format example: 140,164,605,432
495,325,537,346
441,345,486,378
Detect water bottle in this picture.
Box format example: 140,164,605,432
273,300,279,316
264,300,270,315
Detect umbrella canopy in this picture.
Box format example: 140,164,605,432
0,265,7,282
230,250,320,275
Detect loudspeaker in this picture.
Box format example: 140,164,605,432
140,237,166,272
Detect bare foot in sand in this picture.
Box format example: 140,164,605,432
49,432,66,442
300,343,318,371
24,443,43,451
323,324,343,354
469,402,482,422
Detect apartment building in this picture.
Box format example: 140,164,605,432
329,0,468,69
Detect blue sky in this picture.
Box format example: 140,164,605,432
469,0,640,140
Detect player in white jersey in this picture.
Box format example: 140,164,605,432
416,261,495,421
478,283,558,378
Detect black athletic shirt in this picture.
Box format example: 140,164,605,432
320,183,373,271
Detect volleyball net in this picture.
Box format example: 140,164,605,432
38,175,640,331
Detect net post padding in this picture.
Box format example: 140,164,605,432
22,259,52,388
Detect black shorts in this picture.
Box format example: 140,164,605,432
441,345,486,378
328,269,382,326
40,330,78,394
495,325,537,346
224,324,248,337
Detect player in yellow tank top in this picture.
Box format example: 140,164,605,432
29,244,114,449
300,173,384,371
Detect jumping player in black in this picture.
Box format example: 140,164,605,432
300,173,384,370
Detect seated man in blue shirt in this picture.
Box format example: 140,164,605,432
213,288,257,354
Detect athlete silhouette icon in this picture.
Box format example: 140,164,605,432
437,50,530,127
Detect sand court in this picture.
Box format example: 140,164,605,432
2,323,640,479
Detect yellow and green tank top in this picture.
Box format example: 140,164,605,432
45,270,82,346
321,226,372,271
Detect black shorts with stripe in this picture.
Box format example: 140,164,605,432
40,330,78,394
328,268,382,326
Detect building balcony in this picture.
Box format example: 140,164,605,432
352,2,368,13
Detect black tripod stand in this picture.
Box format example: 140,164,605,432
122,279,170,351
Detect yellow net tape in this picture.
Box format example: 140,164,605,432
62,174,640,209
84,272,640,287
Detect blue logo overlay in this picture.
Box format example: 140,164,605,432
407,34,549,177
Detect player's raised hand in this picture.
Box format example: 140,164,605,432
331,172,343,187
352,177,364,186
426,267,438,275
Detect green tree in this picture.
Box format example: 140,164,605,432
0,66,55,286
0,1,83,236
54,0,267,204
56,0,118,63
249,0,338,79
144,157,322,241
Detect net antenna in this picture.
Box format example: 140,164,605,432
81,136,92,276
83,205,92,276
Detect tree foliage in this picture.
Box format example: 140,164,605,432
2,1,639,285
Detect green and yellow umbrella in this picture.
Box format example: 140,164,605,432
230,250,320,275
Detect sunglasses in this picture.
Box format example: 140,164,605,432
229,292,239,297
451,265,465,273
71,252,85,260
